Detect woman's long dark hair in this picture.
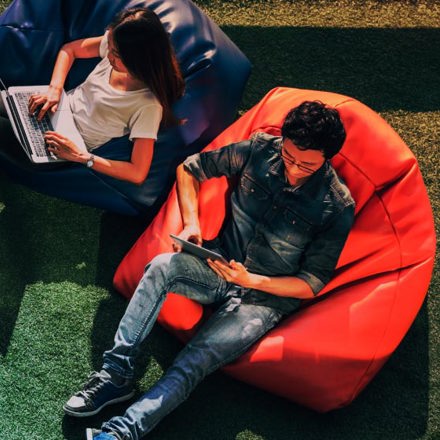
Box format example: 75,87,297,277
109,7,185,126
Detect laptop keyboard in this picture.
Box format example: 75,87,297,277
15,91,54,157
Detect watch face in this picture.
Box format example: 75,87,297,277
87,160,93,168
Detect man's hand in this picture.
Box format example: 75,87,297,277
172,225,202,252
207,259,254,288
28,85,62,121
44,131,83,162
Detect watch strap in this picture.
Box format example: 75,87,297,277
86,154,95,168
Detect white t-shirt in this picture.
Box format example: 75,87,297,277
68,33,163,150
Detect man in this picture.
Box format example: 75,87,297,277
64,101,355,440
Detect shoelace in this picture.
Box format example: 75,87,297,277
75,371,109,406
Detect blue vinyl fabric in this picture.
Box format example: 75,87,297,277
0,0,251,215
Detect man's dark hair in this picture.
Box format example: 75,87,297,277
281,101,346,159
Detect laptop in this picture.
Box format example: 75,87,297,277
0,78,87,164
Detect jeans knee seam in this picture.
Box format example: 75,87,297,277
131,289,166,348
200,325,274,376
166,276,220,295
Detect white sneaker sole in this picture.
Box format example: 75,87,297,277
64,389,135,418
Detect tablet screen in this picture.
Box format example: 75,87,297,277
170,234,228,263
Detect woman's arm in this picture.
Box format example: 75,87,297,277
49,37,103,91
44,133,155,185
29,36,103,120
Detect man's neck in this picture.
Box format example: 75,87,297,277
285,171,309,188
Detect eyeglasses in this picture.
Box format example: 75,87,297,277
281,147,317,174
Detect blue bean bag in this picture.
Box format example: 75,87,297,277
0,0,251,215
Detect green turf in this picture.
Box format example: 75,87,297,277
0,1,438,439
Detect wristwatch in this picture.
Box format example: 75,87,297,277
86,154,95,168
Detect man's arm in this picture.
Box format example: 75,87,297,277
208,203,355,300
295,204,355,294
174,141,253,248
175,163,203,247
207,259,315,299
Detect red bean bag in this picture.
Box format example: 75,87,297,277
113,87,436,412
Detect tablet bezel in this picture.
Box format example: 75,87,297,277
170,234,228,264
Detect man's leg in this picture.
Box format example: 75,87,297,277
64,252,229,417
102,252,229,379
101,298,283,440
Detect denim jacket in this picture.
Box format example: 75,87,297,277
183,133,355,314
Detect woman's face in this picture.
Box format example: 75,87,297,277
107,31,129,74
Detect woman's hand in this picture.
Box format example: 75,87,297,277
44,131,85,162
172,225,202,252
207,259,255,288
28,85,62,121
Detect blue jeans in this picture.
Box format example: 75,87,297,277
101,252,283,440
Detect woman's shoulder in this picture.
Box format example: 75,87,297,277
126,92,162,124
99,31,109,58
135,89,163,109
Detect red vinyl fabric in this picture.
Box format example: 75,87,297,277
113,87,436,412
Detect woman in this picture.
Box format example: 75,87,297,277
27,7,184,184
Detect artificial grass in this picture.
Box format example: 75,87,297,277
0,1,438,439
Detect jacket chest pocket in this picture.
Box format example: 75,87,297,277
275,208,314,248
239,175,270,201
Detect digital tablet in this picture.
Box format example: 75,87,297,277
170,234,228,263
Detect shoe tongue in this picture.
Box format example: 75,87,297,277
99,369,112,380
99,368,126,386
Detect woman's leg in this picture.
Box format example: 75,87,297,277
0,116,34,169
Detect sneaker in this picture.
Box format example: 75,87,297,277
64,370,135,417
86,428,121,440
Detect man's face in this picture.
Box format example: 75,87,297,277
281,138,325,182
